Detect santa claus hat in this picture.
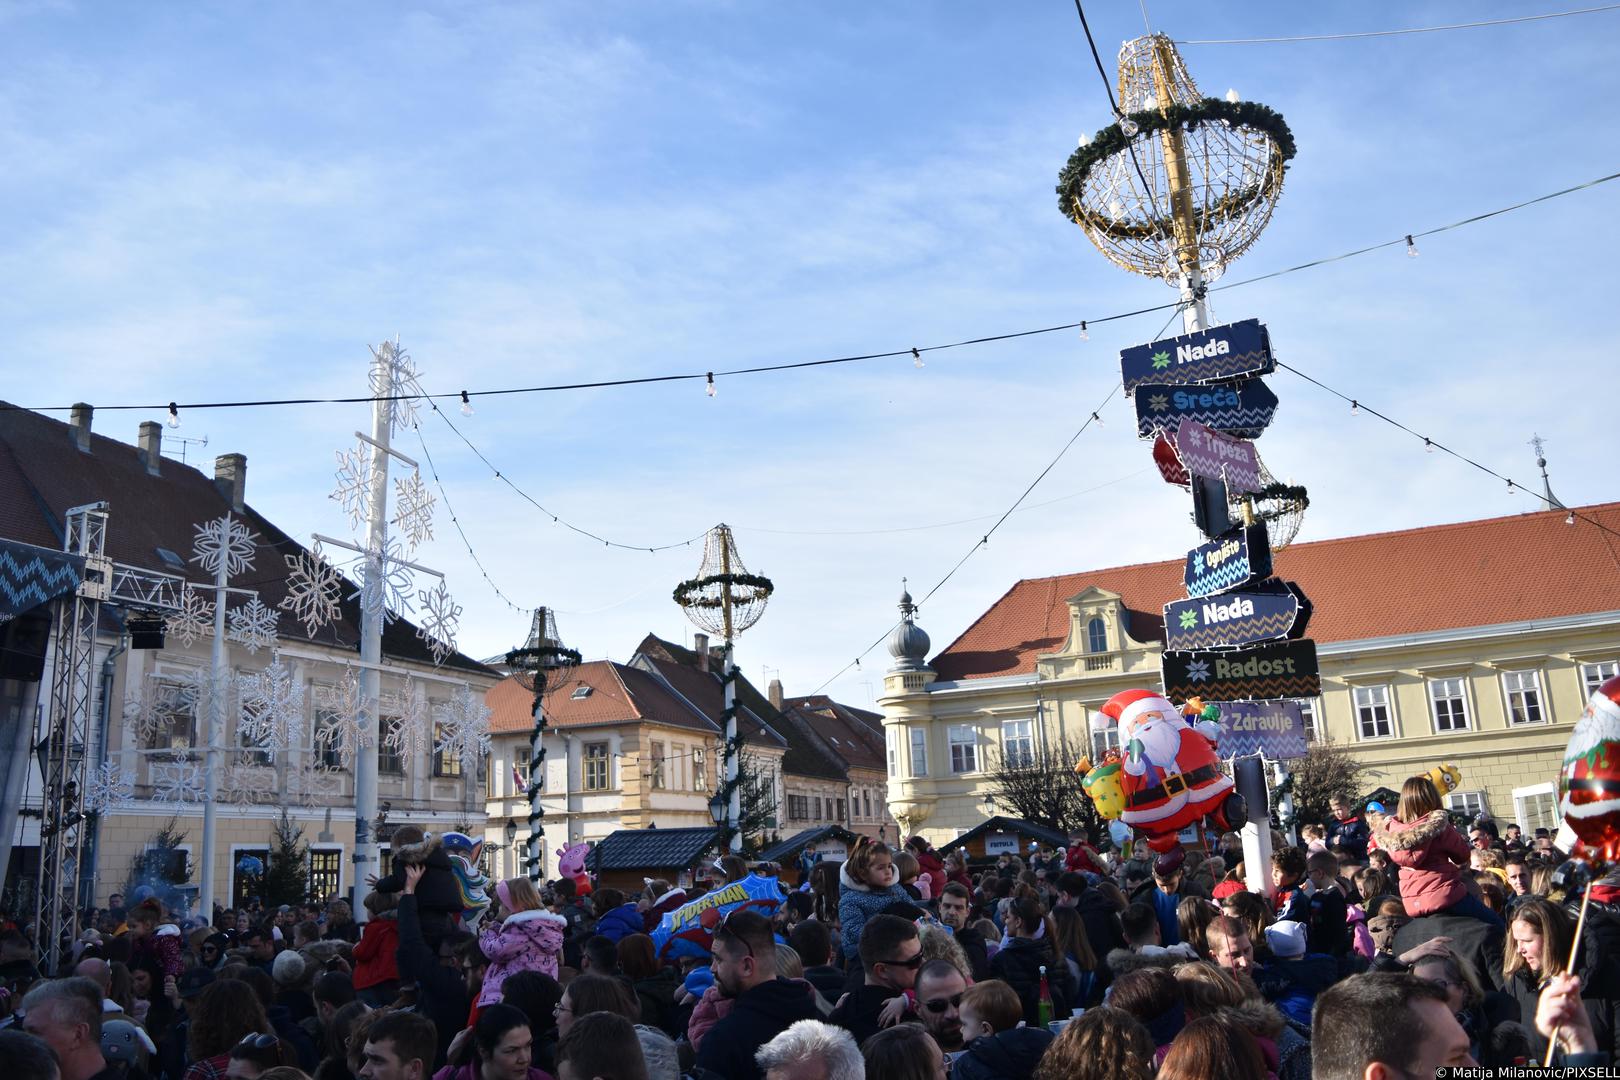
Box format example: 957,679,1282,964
1100,688,1176,729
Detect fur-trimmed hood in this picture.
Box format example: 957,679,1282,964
1374,808,1451,852
840,860,873,893
1208,995,1287,1039
1105,944,1195,977
391,831,444,863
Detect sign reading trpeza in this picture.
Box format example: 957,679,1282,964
1174,418,1262,494
1120,317,1275,394
1163,580,1311,651
1162,639,1321,702
1184,522,1272,599
1216,700,1308,760
1134,379,1278,440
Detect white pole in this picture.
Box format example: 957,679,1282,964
199,529,229,918
724,644,741,853
353,356,392,916
1180,265,1209,335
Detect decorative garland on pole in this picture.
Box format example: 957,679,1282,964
505,608,580,883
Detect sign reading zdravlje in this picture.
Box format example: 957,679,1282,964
1162,639,1321,702
1217,700,1308,760
1163,580,1311,651
1134,379,1278,440
1120,318,1275,394
1184,522,1271,599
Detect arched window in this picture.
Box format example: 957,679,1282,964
1086,616,1108,653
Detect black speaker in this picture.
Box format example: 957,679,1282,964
127,613,167,650
0,608,51,681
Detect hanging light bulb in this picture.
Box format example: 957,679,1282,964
1108,198,1125,219
1090,411,1104,427
1225,88,1240,103
1567,512,1577,526
1119,118,1139,137
1405,234,1420,258
1079,320,1090,341
911,347,924,369
1350,400,1359,415
459,390,474,417
705,372,716,398
1507,478,1516,494
1424,438,1434,454
167,402,181,429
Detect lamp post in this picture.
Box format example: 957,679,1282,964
675,525,773,854
505,608,580,883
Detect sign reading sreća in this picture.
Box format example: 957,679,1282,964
1175,418,1262,493
1216,700,1308,760
1134,379,1279,440
1184,522,1272,599
1163,580,1312,651
1162,639,1321,702
1120,318,1275,394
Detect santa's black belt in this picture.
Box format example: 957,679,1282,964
1127,764,1222,808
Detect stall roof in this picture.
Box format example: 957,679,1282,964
586,827,723,872
948,816,1070,852
758,825,860,864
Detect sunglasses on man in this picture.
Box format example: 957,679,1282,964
877,953,925,971
921,992,964,1014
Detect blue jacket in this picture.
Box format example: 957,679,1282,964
1326,814,1371,860
594,902,644,944
837,862,907,960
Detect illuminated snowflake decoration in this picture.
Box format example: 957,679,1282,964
151,757,206,805
314,664,374,770
164,587,214,648
219,760,275,806
85,760,135,811
123,675,198,744
369,338,424,434
382,677,434,765
237,652,305,751
433,684,492,773
281,544,343,637
1185,660,1211,682
226,596,280,654
293,765,343,808
192,513,259,579
351,536,414,624
332,440,374,531
414,580,461,666
392,470,436,553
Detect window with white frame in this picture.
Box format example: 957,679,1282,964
309,848,342,901
1296,699,1318,742
1583,661,1620,698
909,728,927,778
147,675,197,750
1092,724,1120,759
1446,791,1487,818
1427,678,1470,732
1502,670,1547,726
1353,686,1393,739
377,712,402,774
1513,783,1559,834
583,742,610,790
864,790,872,819
1086,617,1108,653
1001,719,1035,769
693,747,706,791
651,741,666,790
948,725,978,774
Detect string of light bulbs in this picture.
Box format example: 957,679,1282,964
1178,4,1620,45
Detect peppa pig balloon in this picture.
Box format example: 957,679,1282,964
1559,675,1620,861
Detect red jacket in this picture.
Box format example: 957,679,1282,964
352,915,400,989
914,850,947,898
1374,809,1468,917
1065,845,1104,876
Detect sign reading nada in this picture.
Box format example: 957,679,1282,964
1119,318,1276,394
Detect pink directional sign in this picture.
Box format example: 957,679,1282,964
1174,418,1261,493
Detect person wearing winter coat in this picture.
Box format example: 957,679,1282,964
906,836,948,899
371,826,466,946
988,894,1076,1027
1252,921,1339,1028
128,899,185,979
1372,777,1504,929
1505,898,1620,1060
638,880,688,934
693,910,819,1080
399,864,473,1068
1326,795,1372,861
953,979,1056,1080
587,888,644,944
353,887,401,1007
836,838,908,963
478,877,566,1008
433,1002,556,1080
1174,961,1311,1080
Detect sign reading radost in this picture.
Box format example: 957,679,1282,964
1217,700,1308,760
1120,318,1275,394
1163,580,1311,651
1134,378,1278,440
1184,522,1271,599
1162,639,1321,702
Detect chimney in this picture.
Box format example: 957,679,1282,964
693,633,709,672
69,403,93,453
137,421,162,476
768,678,783,709
214,453,247,513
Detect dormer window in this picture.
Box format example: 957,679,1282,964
571,685,592,700
1086,616,1108,653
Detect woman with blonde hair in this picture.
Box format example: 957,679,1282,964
1175,961,1309,1080
1033,1006,1155,1080
477,876,566,1008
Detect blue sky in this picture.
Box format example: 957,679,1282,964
4,2,1617,707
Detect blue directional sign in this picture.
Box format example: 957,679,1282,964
1134,379,1279,440
1163,579,1312,651
1184,522,1272,599
1121,318,1275,394
1216,700,1308,760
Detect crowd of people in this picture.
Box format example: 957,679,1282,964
3,774,1618,1080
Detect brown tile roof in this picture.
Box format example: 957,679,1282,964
782,696,888,774
931,502,1620,682
486,659,718,736
631,635,787,751
0,403,488,673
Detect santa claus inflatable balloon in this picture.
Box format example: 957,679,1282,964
1091,688,1248,853
1559,675,1620,861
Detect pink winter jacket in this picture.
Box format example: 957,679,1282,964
1373,809,1469,917
476,908,566,1006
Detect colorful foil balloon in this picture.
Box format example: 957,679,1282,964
649,873,784,960
1082,750,1126,821
1558,675,1620,861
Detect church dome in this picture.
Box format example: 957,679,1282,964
887,586,931,672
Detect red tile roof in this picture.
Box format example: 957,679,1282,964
782,695,888,774
931,502,1620,682
486,659,717,735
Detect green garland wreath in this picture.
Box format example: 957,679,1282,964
672,572,775,610
1248,481,1311,518
1056,98,1297,222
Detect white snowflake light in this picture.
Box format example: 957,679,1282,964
392,470,436,553
382,677,434,765
227,596,280,654
124,676,197,744
414,580,461,666
237,652,305,751
350,536,414,624
192,514,259,579
220,760,274,806
165,587,214,649
281,544,343,637
294,765,343,808
369,338,424,434
85,760,135,811
315,664,374,770
151,757,206,805
332,441,374,530
433,684,491,773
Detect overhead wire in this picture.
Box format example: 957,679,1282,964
1179,4,1620,45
